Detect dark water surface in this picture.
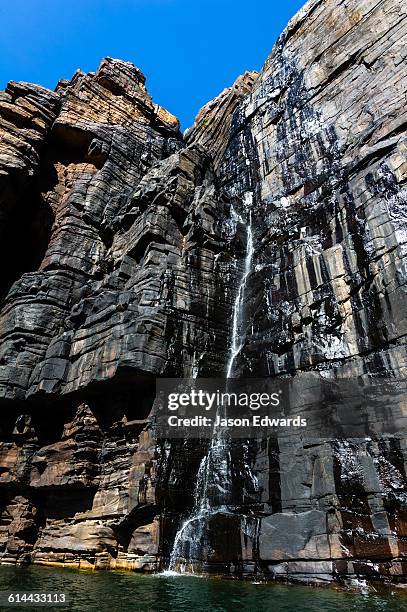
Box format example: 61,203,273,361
0,566,405,612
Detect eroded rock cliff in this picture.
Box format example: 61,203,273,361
0,0,406,585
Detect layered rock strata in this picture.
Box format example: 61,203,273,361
0,0,406,585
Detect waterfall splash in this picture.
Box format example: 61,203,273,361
167,194,256,574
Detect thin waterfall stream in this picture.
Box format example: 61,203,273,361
226,209,254,378
167,197,256,573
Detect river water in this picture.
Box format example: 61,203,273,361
0,566,405,611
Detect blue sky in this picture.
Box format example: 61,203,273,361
0,0,304,129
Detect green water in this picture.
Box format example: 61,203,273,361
0,566,405,612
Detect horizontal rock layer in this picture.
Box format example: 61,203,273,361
0,0,406,586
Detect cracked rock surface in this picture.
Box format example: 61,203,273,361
0,0,406,584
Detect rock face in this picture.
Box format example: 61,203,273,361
0,0,406,585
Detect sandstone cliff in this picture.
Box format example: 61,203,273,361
0,0,406,585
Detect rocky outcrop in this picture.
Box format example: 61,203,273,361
0,0,406,586
0,54,233,572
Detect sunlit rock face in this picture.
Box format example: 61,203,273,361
0,55,236,572
0,0,406,584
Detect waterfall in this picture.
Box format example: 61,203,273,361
167,455,212,572
167,194,255,573
226,208,254,378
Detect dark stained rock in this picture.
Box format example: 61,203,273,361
0,0,406,586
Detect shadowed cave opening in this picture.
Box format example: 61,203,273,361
0,173,54,302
